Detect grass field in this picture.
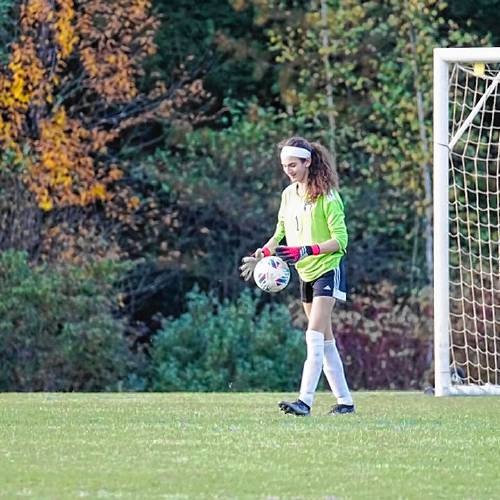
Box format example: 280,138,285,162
1,392,500,499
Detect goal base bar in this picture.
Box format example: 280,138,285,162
437,384,500,397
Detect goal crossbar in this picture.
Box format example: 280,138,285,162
434,47,500,63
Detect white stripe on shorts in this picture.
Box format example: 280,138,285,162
332,266,346,301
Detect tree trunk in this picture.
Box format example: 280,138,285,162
406,4,433,286
320,0,337,168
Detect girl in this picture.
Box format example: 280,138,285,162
240,136,354,416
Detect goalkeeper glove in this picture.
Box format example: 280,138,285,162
275,244,320,264
239,247,271,281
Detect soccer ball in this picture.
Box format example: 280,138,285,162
253,256,290,293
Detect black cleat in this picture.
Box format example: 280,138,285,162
328,403,355,415
278,399,311,416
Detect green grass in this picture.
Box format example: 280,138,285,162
1,392,500,499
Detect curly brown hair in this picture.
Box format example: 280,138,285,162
278,136,338,201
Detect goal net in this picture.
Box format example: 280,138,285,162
434,48,500,396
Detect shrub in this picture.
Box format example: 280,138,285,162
150,287,305,391
334,281,433,390
0,250,135,391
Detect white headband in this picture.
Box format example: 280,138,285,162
280,146,311,162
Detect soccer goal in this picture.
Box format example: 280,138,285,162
434,48,500,396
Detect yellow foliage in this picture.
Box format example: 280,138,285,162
55,0,78,58
230,0,247,12
77,0,159,104
39,193,54,212
108,168,124,181
28,106,117,208
90,183,107,200
128,196,141,210
0,0,176,214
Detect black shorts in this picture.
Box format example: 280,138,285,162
299,259,347,304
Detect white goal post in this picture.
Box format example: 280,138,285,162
434,48,500,396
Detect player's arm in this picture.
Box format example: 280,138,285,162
275,238,340,264
315,238,340,254
260,236,280,255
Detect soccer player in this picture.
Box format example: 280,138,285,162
240,136,354,416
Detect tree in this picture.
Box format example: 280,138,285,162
0,0,206,212
150,0,275,104
365,0,486,286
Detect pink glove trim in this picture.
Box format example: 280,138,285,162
311,244,321,255
262,247,272,257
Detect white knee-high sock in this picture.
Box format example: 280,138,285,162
323,338,353,405
298,329,325,408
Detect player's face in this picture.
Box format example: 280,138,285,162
281,157,310,183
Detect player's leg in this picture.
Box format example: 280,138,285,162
279,281,319,416
313,266,354,414
293,295,334,410
323,331,354,411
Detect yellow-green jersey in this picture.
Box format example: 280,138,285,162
271,183,348,282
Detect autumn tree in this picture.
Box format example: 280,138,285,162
0,0,207,260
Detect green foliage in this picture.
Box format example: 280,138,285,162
240,0,490,289
340,176,423,288
266,2,376,105
0,156,40,256
0,0,16,65
2,0,499,393
150,287,305,391
0,251,136,391
362,0,487,285
364,0,485,191
149,0,274,100
134,100,310,310
237,1,429,288
335,281,433,389
446,0,500,45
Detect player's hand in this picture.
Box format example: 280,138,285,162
275,244,320,264
239,248,269,281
